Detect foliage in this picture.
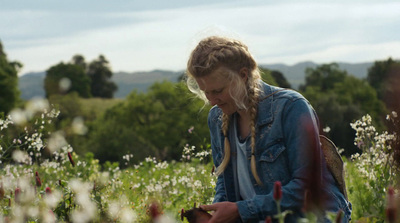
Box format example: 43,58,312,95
367,58,400,101
300,63,386,156
85,117,158,165
367,58,400,114
44,95,122,156
44,62,92,98
78,97,123,122
270,70,292,89
259,68,278,86
1,97,399,222
0,107,215,222
86,81,210,163
87,55,117,98
346,112,399,221
44,54,118,99
0,41,22,115
300,63,347,92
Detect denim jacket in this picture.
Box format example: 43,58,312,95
208,82,352,222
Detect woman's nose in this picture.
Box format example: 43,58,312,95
206,94,218,106
209,99,218,106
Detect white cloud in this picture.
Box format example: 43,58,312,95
2,1,399,75
259,41,400,65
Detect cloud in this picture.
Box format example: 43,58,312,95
2,1,399,75
260,41,400,65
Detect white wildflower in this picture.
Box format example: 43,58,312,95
323,126,331,133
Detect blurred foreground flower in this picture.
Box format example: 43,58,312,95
14,187,21,203
149,201,176,223
386,186,397,223
273,181,282,201
47,131,68,153
72,116,88,135
68,152,75,167
9,108,27,125
59,77,71,92
35,171,42,187
12,150,31,164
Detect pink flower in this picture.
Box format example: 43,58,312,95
15,187,21,203
273,181,282,201
188,126,194,134
67,152,75,167
181,208,185,221
149,201,161,220
45,187,52,195
386,186,397,223
35,171,42,187
0,183,4,199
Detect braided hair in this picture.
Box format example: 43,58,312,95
186,36,263,185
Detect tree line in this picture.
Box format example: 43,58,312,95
45,54,117,98
1,39,399,165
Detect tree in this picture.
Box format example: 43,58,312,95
300,63,346,92
367,58,400,112
86,81,210,163
301,63,385,156
0,41,22,114
86,117,157,165
270,70,292,88
44,62,91,98
259,68,278,86
71,54,86,70
87,55,117,98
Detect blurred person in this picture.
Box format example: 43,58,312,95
185,36,351,222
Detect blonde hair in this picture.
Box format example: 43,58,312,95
186,36,263,185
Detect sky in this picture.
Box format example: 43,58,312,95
1,0,399,76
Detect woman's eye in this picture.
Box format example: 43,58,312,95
214,89,223,94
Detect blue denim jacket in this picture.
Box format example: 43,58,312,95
208,82,352,222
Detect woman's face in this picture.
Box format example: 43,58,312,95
195,67,241,115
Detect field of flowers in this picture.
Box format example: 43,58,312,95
0,98,399,222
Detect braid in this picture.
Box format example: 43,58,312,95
215,113,231,176
248,85,262,185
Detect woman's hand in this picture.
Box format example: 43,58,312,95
200,202,240,223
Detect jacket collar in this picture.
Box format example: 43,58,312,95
257,82,281,126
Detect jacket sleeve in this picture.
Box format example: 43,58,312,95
236,98,323,221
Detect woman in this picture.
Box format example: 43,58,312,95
185,36,351,222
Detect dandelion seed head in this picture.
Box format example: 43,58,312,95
72,117,88,135
47,131,68,153
9,108,27,125
12,150,31,164
59,78,72,92
25,98,50,118
44,190,62,209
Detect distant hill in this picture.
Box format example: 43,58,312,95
18,61,373,100
18,70,183,100
260,61,373,89
112,70,183,98
18,71,46,99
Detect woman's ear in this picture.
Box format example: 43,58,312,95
239,67,249,82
